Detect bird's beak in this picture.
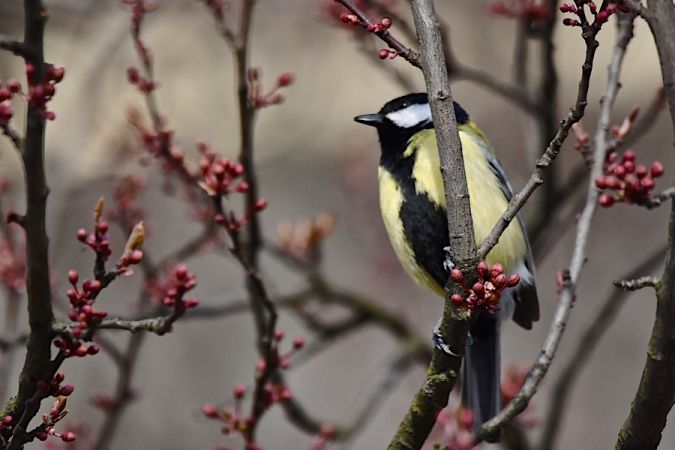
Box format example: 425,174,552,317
354,113,384,127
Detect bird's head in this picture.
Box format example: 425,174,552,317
354,93,469,133
354,93,469,166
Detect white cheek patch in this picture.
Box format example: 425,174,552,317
386,103,432,128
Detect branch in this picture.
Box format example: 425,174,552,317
477,16,603,260
643,186,675,209
335,0,421,67
539,246,666,450
614,275,660,291
476,12,635,442
0,35,27,58
388,0,475,448
3,1,55,447
616,0,675,447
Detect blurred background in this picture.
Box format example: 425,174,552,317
0,0,673,449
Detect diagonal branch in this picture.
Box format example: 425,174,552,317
476,12,635,442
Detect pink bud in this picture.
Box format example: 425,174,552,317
450,294,464,307
233,384,246,399
477,261,489,278
651,161,664,178
378,49,389,60
127,249,144,264
595,176,607,189
381,17,392,28
7,79,21,93
613,165,626,179
254,198,268,211
490,263,504,276
60,384,75,396
506,274,521,287
202,403,219,418
274,329,284,341
598,193,615,207
472,282,484,293
61,431,76,442
450,269,464,283
77,228,88,241
623,160,635,174
175,264,188,280
277,72,295,87
68,270,79,284
292,336,305,349
87,343,100,355
623,149,636,161
640,177,655,190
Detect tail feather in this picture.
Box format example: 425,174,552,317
462,314,501,443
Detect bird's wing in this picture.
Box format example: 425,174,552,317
482,143,541,329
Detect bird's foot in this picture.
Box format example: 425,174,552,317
443,246,455,273
433,319,462,357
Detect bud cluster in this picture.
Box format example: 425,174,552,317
449,262,520,314
58,269,104,358
33,396,77,443
196,142,268,232
595,150,664,207
202,331,306,449
560,1,630,28
489,0,552,22
23,63,65,121
246,68,295,109
277,213,337,261
0,78,21,127
161,264,199,310
127,66,156,93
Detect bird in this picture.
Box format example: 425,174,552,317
354,93,539,442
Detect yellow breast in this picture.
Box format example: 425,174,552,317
378,126,526,296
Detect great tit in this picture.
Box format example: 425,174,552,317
354,93,539,442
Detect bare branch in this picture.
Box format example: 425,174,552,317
476,12,635,442
335,0,421,67
539,246,666,450
477,16,604,260
616,0,675,446
0,35,27,58
643,187,675,209
614,276,660,291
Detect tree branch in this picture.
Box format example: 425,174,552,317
3,2,55,448
0,35,28,58
335,0,421,67
538,246,666,450
476,12,635,442
387,0,475,448
614,275,660,291
616,0,675,447
477,15,603,260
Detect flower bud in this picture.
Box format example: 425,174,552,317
202,403,219,418
450,294,464,307
233,384,246,399
277,72,295,87
651,161,664,178
598,193,615,207
450,269,464,283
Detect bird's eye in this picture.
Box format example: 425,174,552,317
401,102,408,108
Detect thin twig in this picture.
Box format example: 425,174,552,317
477,16,603,261
614,275,660,291
335,0,421,67
0,35,27,58
476,12,635,443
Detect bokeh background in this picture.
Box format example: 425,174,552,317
0,0,673,449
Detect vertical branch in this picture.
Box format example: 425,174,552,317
388,0,475,448
1,0,54,434
616,1,675,448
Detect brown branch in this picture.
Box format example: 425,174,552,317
388,0,475,448
3,2,55,448
0,34,28,58
616,1,675,447
614,275,660,291
335,0,421,67
539,247,666,450
0,124,23,153
643,187,675,209
476,12,635,443
477,16,603,261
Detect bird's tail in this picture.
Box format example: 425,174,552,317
462,314,501,443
